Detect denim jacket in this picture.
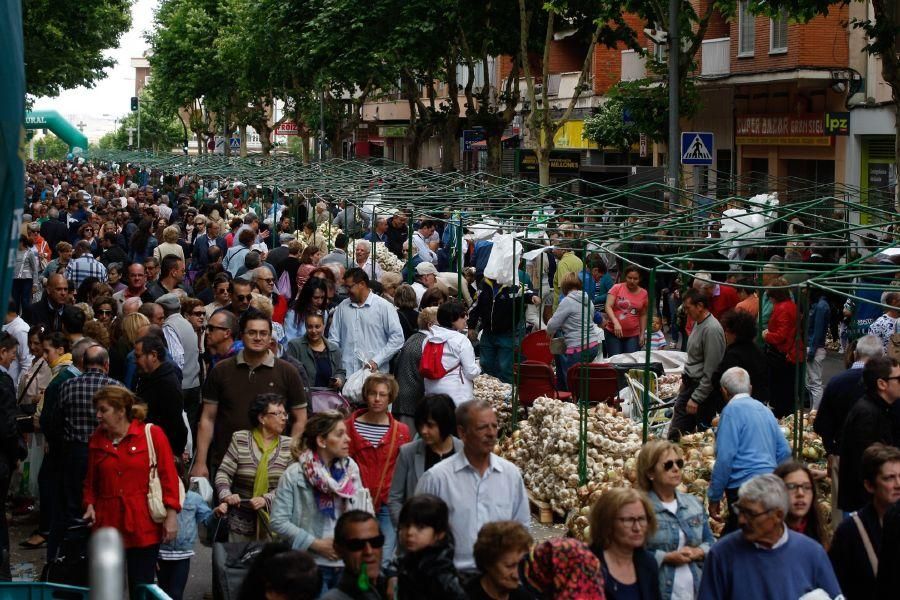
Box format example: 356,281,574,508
160,490,214,554
646,490,715,600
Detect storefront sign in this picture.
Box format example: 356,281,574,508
735,113,831,146
516,149,581,175
275,121,299,136
824,112,850,136
462,129,486,151
379,125,408,138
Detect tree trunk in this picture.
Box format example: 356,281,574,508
407,131,422,169
485,133,503,175
300,133,311,164
537,145,551,187
239,124,248,157
440,115,459,172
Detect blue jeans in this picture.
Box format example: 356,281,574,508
555,345,600,391
376,504,396,568
479,331,519,384
604,332,639,357
318,565,343,596
157,558,191,600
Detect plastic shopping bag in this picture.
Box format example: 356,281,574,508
483,234,522,286
342,363,375,404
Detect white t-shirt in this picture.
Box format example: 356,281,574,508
660,499,695,600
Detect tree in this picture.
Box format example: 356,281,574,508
517,0,638,185
583,78,699,152
23,0,131,99
33,133,69,160
109,83,182,152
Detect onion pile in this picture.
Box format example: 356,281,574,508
473,375,513,434
658,374,681,399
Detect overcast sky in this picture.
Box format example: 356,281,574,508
31,0,158,138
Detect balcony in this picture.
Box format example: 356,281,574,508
621,50,646,81
701,38,730,76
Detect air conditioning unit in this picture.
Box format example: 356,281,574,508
533,83,544,95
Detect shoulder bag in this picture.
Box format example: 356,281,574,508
145,423,186,523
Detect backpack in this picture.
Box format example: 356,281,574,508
419,340,458,380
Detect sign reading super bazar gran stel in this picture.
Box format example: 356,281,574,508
736,114,832,146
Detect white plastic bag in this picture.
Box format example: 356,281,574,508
342,365,374,403
483,234,521,286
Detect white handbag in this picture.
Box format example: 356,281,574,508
145,423,185,523
347,487,375,515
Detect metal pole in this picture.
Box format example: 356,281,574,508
137,103,141,151
642,267,656,442
90,528,125,600
319,90,326,161
667,0,679,191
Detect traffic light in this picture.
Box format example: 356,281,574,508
131,96,139,112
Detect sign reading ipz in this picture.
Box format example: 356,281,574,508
824,112,850,136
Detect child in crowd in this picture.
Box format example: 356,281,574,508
157,468,214,600
649,316,668,350
394,495,467,600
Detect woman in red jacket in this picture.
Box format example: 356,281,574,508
762,278,801,419
83,385,181,599
346,373,411,567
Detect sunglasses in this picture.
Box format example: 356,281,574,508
235,294,253,302
191,311,206,317
663,459,685,471
341,534,385,552
97,309,114,315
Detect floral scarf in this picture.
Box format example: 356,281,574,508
299,448,357,519
521,538,605,600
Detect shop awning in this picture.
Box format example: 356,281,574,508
470,134,518,150
368,137,385,146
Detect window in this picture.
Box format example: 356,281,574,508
770,13,788,53
738,1,755,56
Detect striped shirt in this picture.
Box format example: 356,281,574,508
354,419,390,447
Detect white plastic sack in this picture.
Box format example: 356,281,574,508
190,477,214,506
343,364,375,403
483,234,522,286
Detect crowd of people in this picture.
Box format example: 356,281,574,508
1,159,900,599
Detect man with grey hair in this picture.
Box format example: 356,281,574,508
707,367,791,534
815,333,884,522
416,400,529,571
251,266,288,324
691,271,739,320
353,238,382,281
699,474,840,599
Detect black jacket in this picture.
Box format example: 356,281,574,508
711,339,770,408
267,245,290,276
396,541,467,600
876,500,900,597
386,218,408,259
23,296,63,330
467,280,535,335
829,503,881,600
813,367,865,455
0,370,19,460
40,218,68,254
838,394,898,511
99,245,128,267
135,360,186,455
595,546,661,600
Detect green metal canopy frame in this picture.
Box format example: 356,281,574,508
86,150,900,484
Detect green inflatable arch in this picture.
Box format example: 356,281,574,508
25,110,88,154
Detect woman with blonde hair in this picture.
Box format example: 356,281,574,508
153,224,186,263
270,410,364,593
589,487,661,600
113,312,151,385
83,385,181,599
636,439,713,599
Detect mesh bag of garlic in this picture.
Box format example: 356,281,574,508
498,396,644,520
373,243,405,273
474,375,513,434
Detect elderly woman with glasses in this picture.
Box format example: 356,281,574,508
589,488,661,600
214,393,293,542
636,440,714,600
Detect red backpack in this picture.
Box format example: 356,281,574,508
419,340,459,380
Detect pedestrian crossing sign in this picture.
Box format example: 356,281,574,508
681,132,714,165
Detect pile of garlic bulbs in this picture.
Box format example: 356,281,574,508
498,397,643,516
473,375,513,434
373,243,405,273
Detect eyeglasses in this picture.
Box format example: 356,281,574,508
235,294,253,302
265,411,287,418
882,376,900,382
663,459,685,471
732,504,773,520
97,309,114,316
785,483,813,493
341,534,385,552
616,516,648,529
